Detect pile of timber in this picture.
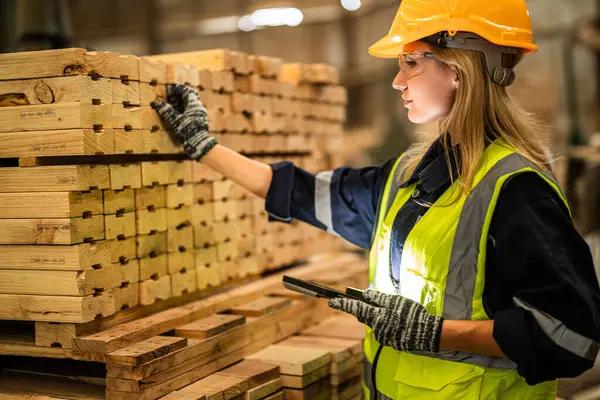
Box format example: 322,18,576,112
0,253,368,400
0,47,348,354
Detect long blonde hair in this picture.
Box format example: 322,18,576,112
398,46,556,198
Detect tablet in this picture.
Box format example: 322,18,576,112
282,275,375,306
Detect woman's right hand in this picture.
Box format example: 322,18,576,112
152,84,218,161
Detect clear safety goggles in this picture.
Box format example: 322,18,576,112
396,51,437,81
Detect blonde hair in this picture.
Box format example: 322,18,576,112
398,46,556,199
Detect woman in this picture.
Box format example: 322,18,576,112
153,0,600,398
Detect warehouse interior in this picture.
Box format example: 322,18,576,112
2,0,600,399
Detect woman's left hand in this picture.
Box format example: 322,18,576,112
329,290,444,353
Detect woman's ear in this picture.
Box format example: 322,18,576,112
453,74,459,89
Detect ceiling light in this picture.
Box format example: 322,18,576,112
249,7,304,27
238,15,256,32
341,0,361,11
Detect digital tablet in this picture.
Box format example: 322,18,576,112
282,275,376,306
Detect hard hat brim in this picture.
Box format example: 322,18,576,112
369,31,539,59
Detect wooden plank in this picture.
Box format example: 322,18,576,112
166,224,195,253
166,183,194,208
109,163,142,189
281,364,330,389
114,128,145,154
167,250,196,274
107,336,188,366
136,207,168,235
139,57,168,84
246,344,331,376
330,363,361,386
140,82,166,105
0,165,109,192
161,392,206,400
0,241,111,270
104,188,135,214
174,314,246,339
0,291,115,323
140,275,172,305
0,75,110,106
105,211,137,239
135,184,166,209
0,190,102,218
111,79,141,105
113,282,140,311
171,267,198,296
149,50,249,75
177,374,248,400
0,215,104,244
0,264,119,296
118,259,140,285
140,253,168,280
113,104,142,130
0,370,105,399
0,103,112,132
217,359,280,389
73,254,360,355
191,203,214,225
195,263,222,290
0,128,114,157
278,336,362,364
283,377,330,400
245,378,282,400
231,297,292,318
166,206,193,229
137,231,168,259
143,129,181,154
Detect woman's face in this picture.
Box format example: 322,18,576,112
392,42,458,124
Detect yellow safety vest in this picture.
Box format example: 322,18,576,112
364,140,569,399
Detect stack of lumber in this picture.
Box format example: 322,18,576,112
0,253,368,400
0,47,348,358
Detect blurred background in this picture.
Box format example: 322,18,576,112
2,1,600,397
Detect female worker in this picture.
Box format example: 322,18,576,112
153,0,600,398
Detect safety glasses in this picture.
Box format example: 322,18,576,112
397,51,437,81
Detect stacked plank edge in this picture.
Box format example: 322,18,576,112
0,47,364,399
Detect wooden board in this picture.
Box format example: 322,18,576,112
135,184,166,209
0,190,102,218
0,216,104,244
166,206,193,229
139,57,168,84
111,79,141,105
277,336,363,364
217,359,280,389
330,363,361,386
176,374,248,400
283,377,330,400
0,165,110,192
166,183,194,208
139,275,172,305
167,251,196,274
246,344,332,376
139,253,168,280
0,102,112,132
148,49,251,75
281,363,330,389
104,188,135,214
245,377,282,400
166,224,195,253
136,207,168,235
231,297,292,318
0,74,110,106
0,128,114,157
171,267,198,296
0,291,115,323
137,231,168,259
105,211,136,240
0,241,115,270
0,264,119,296
109,163,142,190
107,336,188,366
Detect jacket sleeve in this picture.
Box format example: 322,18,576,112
264,159,397,250
488,172,600,385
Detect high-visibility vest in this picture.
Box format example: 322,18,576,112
364,140,568,399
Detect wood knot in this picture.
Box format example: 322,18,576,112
34,81,55,104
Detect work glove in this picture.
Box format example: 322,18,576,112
151,84,218,161
329,290,444,353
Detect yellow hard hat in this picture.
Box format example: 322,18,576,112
369,0,538,58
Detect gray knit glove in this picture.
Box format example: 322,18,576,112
151,84,217,160
329,290,444,353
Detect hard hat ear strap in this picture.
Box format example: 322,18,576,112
423,32,519,86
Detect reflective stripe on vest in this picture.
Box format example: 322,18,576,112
364,141,575,399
